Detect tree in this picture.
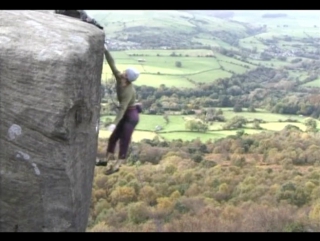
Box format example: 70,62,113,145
305,118,318,133
163,113,169,124
236,129,245,137
216,109,223,115
253,121,262,129
175,61,182,68
223,116,247,130
170,52,177,57
185,119,208,132
233,103,243,112
191,153,203,163
205,108,215,122
248,105,256,112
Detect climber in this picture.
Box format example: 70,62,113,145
95,42,142,175
54,10,104,30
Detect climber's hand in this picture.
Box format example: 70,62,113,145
97,25,104,30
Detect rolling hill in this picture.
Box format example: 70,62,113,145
86,10,320,51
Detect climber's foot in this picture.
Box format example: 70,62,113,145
96,159,108,166
104,165,119,175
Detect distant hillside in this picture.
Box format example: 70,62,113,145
86,10,266,50
179,10,235,19
86,10,320,52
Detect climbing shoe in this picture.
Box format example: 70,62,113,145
104,165,119,175
96,159,108,166
104,159,124,175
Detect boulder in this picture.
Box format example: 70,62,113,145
0,10,105,232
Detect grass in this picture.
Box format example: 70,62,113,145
159,131,227,142
260,122,307,131
187,69,232,83
138,114,186,132
101,49,270,88
139,57,221,74
239,41,266,51
101,51,244,87
137,74,195,88
214,53,257,68
220,108,306,122
303,78,320,87
219,62,249,74
102,65,195,88
247,59,290,68
126,49,215,57
288,70,310,82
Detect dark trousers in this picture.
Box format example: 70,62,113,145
107,107,139,159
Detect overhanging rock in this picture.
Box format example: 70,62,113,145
0,10,105,232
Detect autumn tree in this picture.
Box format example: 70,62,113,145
223,116,247,130
304,118,318,133
185,119,208,132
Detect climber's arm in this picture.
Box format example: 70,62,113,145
104,48,121,83
78,10,104,29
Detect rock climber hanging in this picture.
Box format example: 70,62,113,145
95,41,142,175
55,10,142,175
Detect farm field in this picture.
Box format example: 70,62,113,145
101,48,304,88
99,108,320,142
101,51,236,87
303,78,320,87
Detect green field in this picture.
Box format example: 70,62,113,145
188,69,232,83
102,52,231,87
138,75,194,88
101,44,316,88
214,53,257,68
239,37,268,50
260,122,307,131
99,108,319,142
101,49,262,88
288,70,310,82
219,108,306,122
140,57,220,74
126,49,215,57
219,61,248,74
303,78,320,87
159,130,248,142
